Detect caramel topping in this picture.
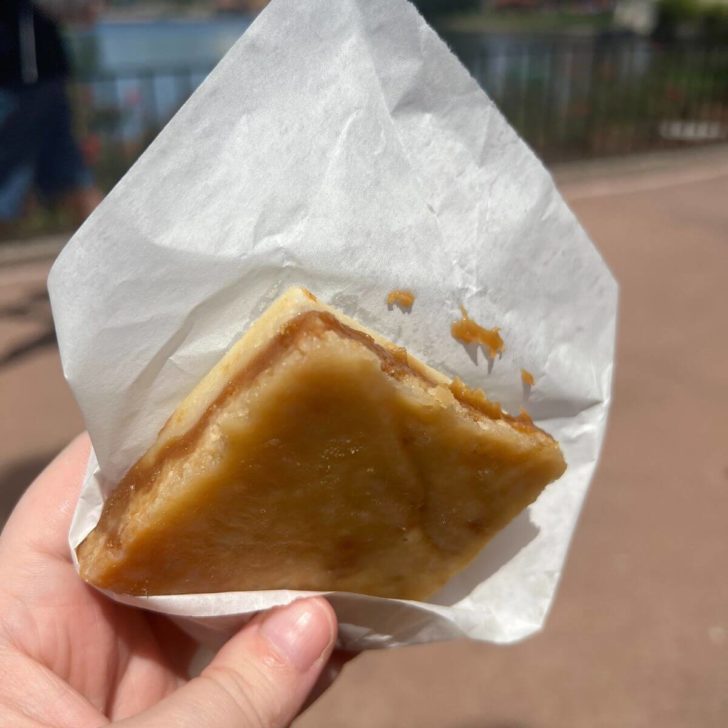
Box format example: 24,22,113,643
451,306,504,358
516,408,535,427
521,369,535,387
448,378,544,436
386,290,415,311
449,378,506,421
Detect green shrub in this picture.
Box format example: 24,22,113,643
654,0,728,41
411,0,479,21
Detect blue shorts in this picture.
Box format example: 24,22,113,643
0,80,93,221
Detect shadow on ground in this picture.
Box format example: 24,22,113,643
0,452,55,527
0,287,57,369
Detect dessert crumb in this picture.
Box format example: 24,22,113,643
386,290,415,311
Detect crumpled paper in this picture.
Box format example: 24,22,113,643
47,0,617,650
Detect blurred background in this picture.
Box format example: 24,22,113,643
0,0,728,238
1,0,726,726
1,0,727,240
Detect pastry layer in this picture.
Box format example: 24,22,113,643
78,288,566,598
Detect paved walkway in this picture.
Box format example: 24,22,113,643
1,147,727,727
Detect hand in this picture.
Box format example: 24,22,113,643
0,434,338,727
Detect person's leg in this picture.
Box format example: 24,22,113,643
0,86,45,229
35,80,103,226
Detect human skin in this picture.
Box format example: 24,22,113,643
0,434,339,727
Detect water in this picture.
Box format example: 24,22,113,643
69,17,253,72
67,18,253,140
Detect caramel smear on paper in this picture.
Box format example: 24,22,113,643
451,306,504,358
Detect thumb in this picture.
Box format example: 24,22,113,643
118,597,337,728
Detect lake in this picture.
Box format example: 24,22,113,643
69,17,254,72
66,18,254,141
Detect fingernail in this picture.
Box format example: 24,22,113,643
260,599,334,672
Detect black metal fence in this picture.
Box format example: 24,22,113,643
69,38,728,192
454,37,728,162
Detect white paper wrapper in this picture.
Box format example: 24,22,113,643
48,0,617,650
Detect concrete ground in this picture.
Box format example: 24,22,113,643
1,147,727,727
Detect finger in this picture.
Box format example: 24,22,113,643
117,597,337,728
0,433,90,562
